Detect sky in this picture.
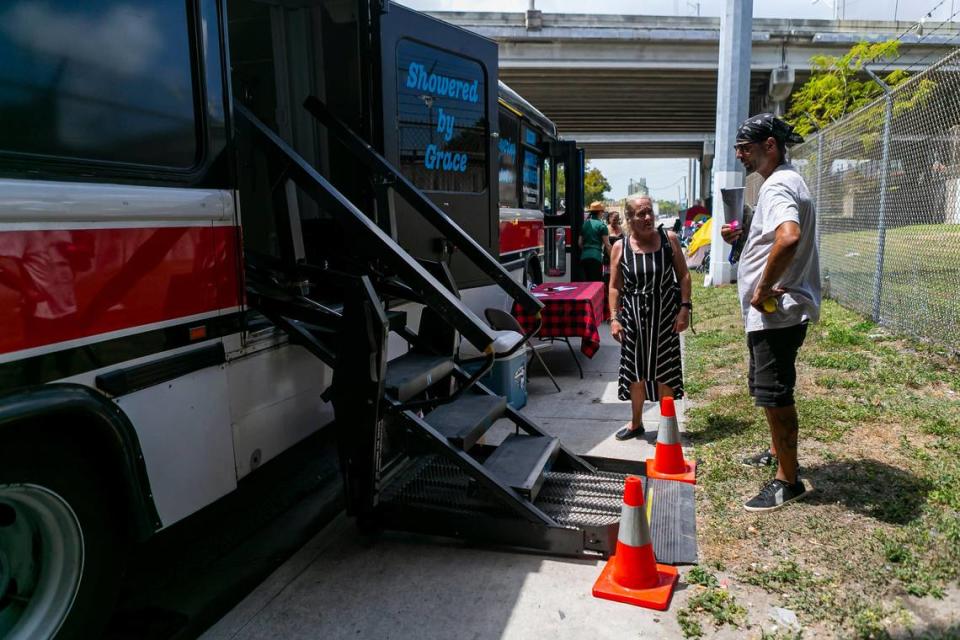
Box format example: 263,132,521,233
397,0,957,201
398,0,957,22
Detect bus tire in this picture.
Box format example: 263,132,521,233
0,433,128,640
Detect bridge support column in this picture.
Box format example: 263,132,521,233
708,0,752,286
700,141,714,204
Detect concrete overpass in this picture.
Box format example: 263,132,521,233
429,11,960,167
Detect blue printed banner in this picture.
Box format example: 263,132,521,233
396,39,487,193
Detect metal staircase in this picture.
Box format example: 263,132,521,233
233,98,648,558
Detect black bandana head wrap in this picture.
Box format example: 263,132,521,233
736,113,804,146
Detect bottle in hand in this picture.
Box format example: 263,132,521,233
727,220,747,264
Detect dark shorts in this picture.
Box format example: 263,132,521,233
747,322,808,408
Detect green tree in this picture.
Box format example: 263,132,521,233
583,164,611,205
785,40,911,137
656,199,681,217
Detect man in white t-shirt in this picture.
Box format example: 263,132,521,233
721,113,821,513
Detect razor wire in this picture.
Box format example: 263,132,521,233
789,46,960,353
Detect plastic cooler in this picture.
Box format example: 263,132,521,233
460,330,528,409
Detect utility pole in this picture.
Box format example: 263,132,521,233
708,0,753,286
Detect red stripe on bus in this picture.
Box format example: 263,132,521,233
0,226,240,355
499,218,544,256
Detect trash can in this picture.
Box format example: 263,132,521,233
460,331,528,409
543,226,567,277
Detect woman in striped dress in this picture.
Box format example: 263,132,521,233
609,196,692,441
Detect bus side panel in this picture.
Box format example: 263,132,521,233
0,179,247,528
116,364,236,527
498,207,544,258
0,180,240,373
226,343,334,479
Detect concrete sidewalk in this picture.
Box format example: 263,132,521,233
505,322,686,458
201,323,691,640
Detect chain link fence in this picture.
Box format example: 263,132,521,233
789,47,960,353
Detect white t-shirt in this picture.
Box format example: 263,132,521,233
737,163,821,333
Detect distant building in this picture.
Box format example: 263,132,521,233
627,178,649,196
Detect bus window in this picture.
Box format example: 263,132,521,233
555,161,566,214
0,1,199,169
498,108,519,208
522,125,540,148
521,124,541,209
522,149,540,209
542,157,552,215
396,39,487,193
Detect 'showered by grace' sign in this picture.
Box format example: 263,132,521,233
397,40,486,192
405,62,479,104
404,63,475,172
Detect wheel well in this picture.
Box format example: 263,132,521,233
0,384,162,541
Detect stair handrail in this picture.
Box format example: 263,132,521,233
302,96,544,316
234,102,498,353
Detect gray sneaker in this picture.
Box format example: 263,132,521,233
744,478,808,512
741,449,777,468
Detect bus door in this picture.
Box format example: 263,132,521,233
544,141,584,279
379,3,499,288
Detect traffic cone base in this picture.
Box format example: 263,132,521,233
591,475,678,611
647,396,697,483
592,559,678,611
645,457,697,484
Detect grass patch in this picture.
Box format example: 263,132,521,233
684,281,960,638
740,560,811,591
814,374,858,389
676,608,703,639
760,630,806,640
803,351,871,371
686,566,719,588
677,587,746,638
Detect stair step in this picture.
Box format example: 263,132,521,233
386,310,407,332
385,352,455,402
425,394,507,450
483,434,560,501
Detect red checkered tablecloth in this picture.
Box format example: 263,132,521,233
512,282,605,358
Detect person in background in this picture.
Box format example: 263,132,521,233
605,210,624,248
601,210,623,320
609,195,691,441
580,201,610,282
721,113,821,513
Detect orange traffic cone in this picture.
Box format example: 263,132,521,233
592,476,678,610
645,396,696,484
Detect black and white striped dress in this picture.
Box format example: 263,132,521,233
617,226,684,401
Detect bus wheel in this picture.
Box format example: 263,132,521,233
0,441,127,640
